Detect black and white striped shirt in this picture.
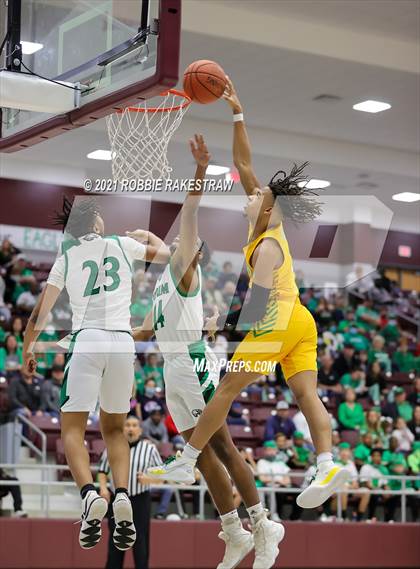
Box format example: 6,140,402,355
98,438,162,496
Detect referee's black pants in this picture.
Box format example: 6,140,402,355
105,492,151,569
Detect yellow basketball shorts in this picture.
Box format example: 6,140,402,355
230,304,318,381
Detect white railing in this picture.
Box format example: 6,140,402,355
0,463,418,522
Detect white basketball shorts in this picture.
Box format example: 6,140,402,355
60,329,135,414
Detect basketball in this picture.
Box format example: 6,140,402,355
183,60,227,104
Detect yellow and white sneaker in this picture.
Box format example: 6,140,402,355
296,462,350,509
147,452,196,484
217,520,254,569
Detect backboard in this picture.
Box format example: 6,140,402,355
0,0,181,152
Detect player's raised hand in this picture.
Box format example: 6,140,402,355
204,305,220,342
222,76,242,113
126,229,149,243
189,133,211,169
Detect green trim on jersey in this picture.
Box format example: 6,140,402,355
104,235,132,272
61,238,81,255
202,382,216,403
188,339,209,386
169,261,201,298
60,330,81,408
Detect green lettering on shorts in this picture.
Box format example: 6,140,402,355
60,331,81,408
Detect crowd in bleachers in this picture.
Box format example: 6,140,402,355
0,236,419,522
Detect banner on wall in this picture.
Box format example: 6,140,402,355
0,224,62,253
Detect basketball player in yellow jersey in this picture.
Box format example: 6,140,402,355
148,77,350,515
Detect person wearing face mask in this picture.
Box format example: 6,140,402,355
137,379,164,420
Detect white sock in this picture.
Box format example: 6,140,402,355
317,452,333,467
183,443,201,461
246,502,266,525
220,509,240,526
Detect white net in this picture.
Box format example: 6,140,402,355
106,90,191,181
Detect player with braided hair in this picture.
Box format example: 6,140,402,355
148,78,349,558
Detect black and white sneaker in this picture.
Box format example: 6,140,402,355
112,493,136,551
79,491,108,549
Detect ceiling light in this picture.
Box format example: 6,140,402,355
353,100,391,113
87,150,113,161
20,41,43,55
207,165,230,176
392,192,420,203
298,179,331,189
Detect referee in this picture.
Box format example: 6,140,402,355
98,415,163,569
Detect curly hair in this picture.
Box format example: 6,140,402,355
268,162,323,224
53,196,100,238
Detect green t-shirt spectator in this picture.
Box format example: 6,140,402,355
343,331,370,352
135,368,145,395
356,305,380,331
397,401,413,422
338,401,366,430
143,364,164,390
306,297,318,313
368,348,391,373
392,350,417,373
340,372,364,391
353,443,371,464
0,346,23,372
381,323,400,343
131,298,152,320
11,268,34,302
293,445,310,466
0,327,6,344
382,450,406,467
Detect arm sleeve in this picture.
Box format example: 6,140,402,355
119,236,146,263
217,283,271,331
47,256,66,291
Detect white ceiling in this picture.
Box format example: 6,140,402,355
0,0,419,233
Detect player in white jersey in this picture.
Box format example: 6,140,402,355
22,197,169,551
132,135,266,569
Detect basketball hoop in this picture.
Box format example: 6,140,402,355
106,89,191,181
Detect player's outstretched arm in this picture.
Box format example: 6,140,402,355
23,284,61,374
172,134,210,279
223,76,261,195
125,230,170,264
132,309,154,341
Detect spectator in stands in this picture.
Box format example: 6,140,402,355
333,343,358,378
359,448,389,520
0,468,27,517
137,379,165,420
142,409,169,446
290,431,312,469
355,298,380,331
382,436,406,467
256,440,291,521
385,456,417,522
365,408,385,447
383,387,413,422
202,276,223,313
142,352,164,391
392,417,414,452
337,308,356,334
407,405,420,440
333,442,368,521
227,401,248,426
407,441,420,480
8,369,42,418
40,364,63,417
314,297,333,328
332,430,341,460
338,388,365,431
366,361,387,406
353,432,374,468
16,281,39,314
318,354,341,397
408,377,420,407
292,410,312,444
0,275,11,322
392,338,417,373
0,334,22,379
340,367,367,395
220,280,242,312
0,238,19,267
9,254,36,303
264,401,296,441
274,432,294,466
368,335,391,373
216,261,237,290
10,316,24,348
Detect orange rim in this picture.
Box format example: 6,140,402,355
116,89,191,114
